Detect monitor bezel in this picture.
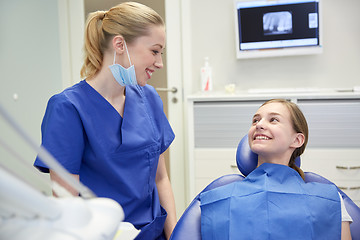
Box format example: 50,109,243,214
234,0,323,59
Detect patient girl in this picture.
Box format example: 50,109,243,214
200,99,352,240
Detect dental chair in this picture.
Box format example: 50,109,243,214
170,135,360,240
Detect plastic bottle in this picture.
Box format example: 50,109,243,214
200,57,212,91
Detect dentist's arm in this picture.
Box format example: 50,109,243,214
341,221,352,240
156,153,177,239
50,169,79,197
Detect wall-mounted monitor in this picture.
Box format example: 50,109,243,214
234,0,322,59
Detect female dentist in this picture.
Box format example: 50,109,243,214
34,2,176,239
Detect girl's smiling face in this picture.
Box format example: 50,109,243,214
126,25,166,86
248,102,304,165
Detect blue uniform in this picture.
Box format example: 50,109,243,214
200,163,341,240
34,80,175,240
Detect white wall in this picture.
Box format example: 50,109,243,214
0,0,84,194
0,0,65,193
187,0,360,92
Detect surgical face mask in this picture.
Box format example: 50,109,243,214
109,41,137,86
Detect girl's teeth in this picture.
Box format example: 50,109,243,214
255,136,269,140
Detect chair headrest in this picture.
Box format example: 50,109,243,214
236,134,301,176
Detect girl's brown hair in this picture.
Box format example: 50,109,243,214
80,2,164,79
261,99,309,180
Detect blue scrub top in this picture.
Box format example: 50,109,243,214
34,80,174,239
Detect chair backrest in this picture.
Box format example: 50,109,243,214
170,135,360,240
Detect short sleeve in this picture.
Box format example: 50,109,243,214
160,110,175,154
154,96,174,154
34,94,85,174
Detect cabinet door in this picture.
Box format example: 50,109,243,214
194,100,267,148
297,98,360,206
194,148,239,192
297,98,360,148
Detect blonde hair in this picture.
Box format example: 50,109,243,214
261,99,309,180
80,2,165,79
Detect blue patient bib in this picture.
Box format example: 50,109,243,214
200,163,341,240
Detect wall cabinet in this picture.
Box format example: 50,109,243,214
187,91,360,206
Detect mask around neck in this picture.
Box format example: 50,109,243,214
108,41,137,86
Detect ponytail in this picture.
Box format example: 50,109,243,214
289,156,305,181
80,11,108,79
